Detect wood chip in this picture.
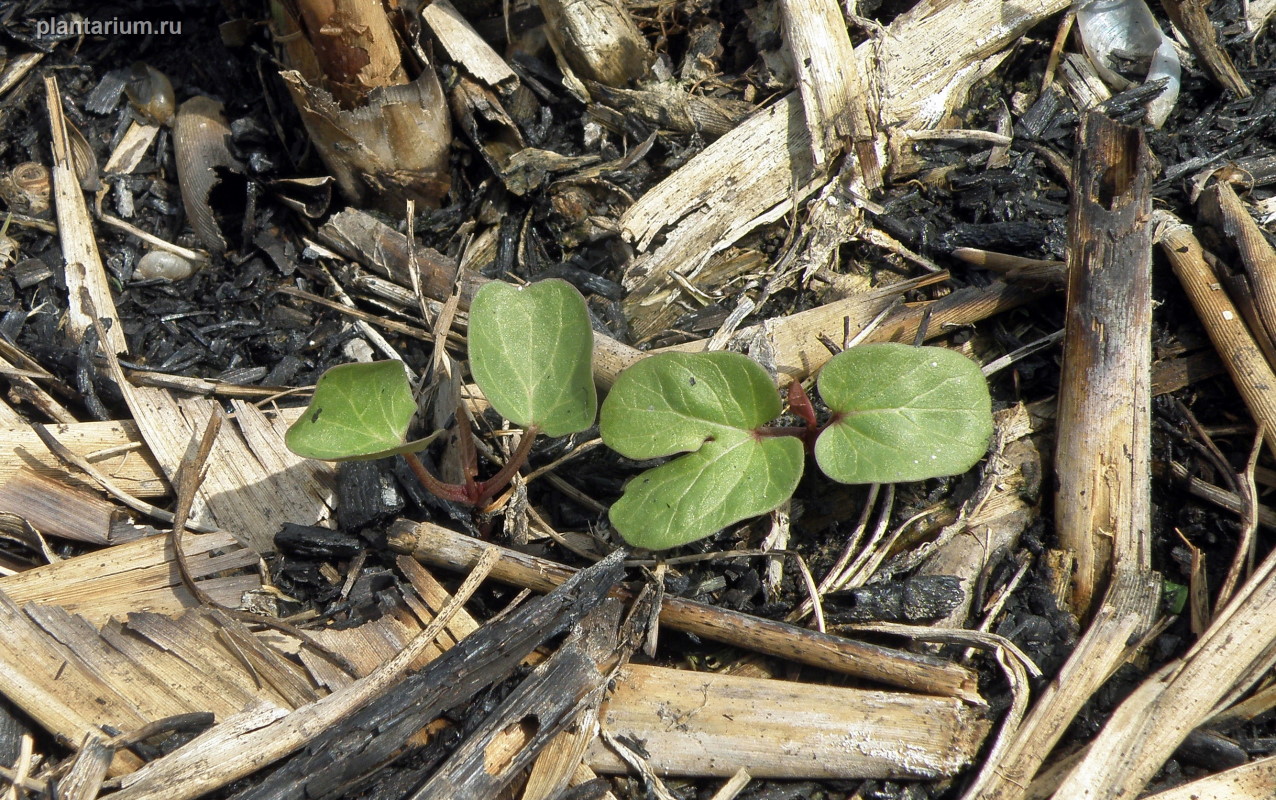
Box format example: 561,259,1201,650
422,0,516,87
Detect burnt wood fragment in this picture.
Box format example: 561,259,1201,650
227,549,625,800
335,461,405,531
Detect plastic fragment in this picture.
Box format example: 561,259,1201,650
1073,0,1180,127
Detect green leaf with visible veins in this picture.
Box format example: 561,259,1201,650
814,343,993,484
601,351,803,549
468,279,597,437
285,361,439,460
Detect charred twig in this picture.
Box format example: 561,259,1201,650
201,550,622,800
386,519,981,700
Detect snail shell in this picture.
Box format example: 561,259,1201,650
125,63,175,126
136,250,198,280
0,162,51,216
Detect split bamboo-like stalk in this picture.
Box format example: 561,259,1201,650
589,664,989,779
966,112,1161,800
45,75,126,353
779,0,881,185
1054,111,1156,617
386,519,981,699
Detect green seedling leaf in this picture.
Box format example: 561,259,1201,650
815,343,993,484
601,352,804,549
286,361,439,460
468,279,597,437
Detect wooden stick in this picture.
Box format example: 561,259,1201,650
965,113,1162,800
1157,215,1276,450
1054,111,1156,617
1161,0,1250,98
386,520,980,699
588,664,989,779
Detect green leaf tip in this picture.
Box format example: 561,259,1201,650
814,343,993,484
601,351,803,550
285,360,439,461
468,278,598,437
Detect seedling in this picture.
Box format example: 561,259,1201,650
286,278,596,507
599,344,993,549
285,278,994,549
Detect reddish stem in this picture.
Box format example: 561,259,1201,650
454,401,480,500
404,422,541,507
755,426,809,438
402,451,471,504
475,425,540,506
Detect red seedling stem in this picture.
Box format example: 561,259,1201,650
474,426,539,506
402,423,541,507
402,450,472,504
